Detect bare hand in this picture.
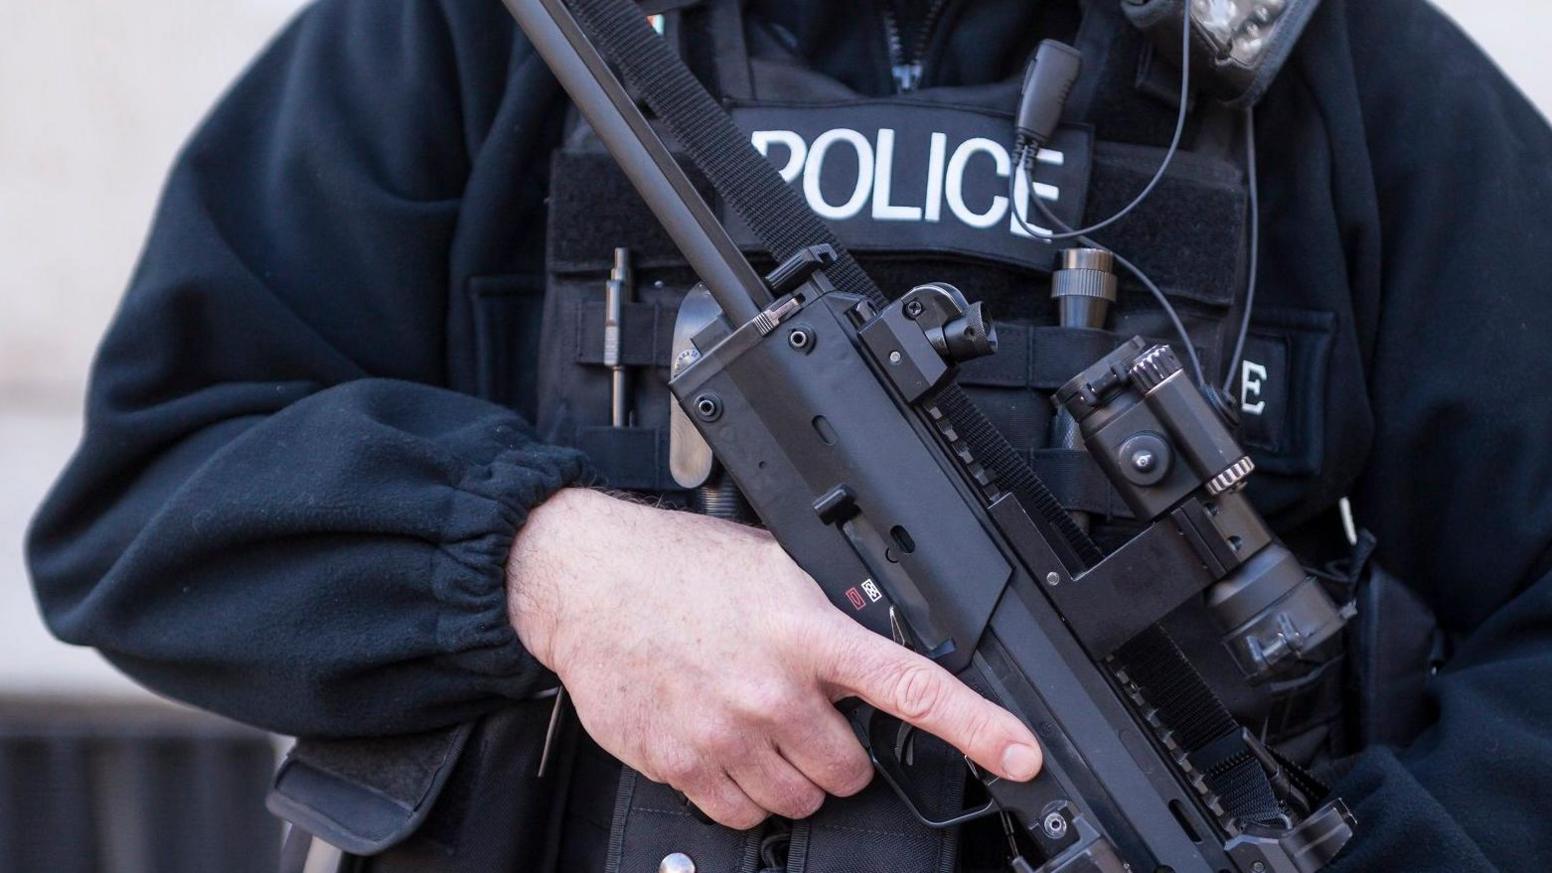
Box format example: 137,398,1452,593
507,488,1042,829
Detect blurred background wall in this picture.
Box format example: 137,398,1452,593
2,0,322,701
0,0,1547,702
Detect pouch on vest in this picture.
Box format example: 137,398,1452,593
269,725,473,857
270,702,572,873
604,740,965,873
1345,539,1448,750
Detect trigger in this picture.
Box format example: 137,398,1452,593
894,722,919,767
837,698,876,751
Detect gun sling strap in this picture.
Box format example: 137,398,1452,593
564,0,1100,566
563,0,1320,832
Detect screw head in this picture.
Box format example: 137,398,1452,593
1251,863,1267,873
1045,572,1061,588
693,394,722,422
1042,812,1068,839
888,350,903,365
904,299,925,319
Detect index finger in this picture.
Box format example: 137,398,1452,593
816,621,1043,783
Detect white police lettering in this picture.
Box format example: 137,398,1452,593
924,132,947,223
871,130,922,221
803,129,873,220
752,128,1063,237
1241,360,1268,416
752,130,806,183
945,137,1009,229
1012,148,1064,239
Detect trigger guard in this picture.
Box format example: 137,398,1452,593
844,701,1000,830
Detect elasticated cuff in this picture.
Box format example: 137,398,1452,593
429,442,592,694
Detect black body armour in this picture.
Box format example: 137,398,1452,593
541,4,1252,511
273,3,1446,871
532,3,1343,871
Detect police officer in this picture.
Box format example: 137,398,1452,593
25,1,1552,871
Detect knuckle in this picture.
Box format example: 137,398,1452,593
806,741,873,797
665,762,700,786
814,622,867,678
766,601,812,643
719,802,768,831
958,708,996,754
889,664,946,723
691,794,731,826
704,735,739,760
776,784,825,820
652,748,701,785
827,620,873,661
795,789,826,820
832,753,875,797
690,719,744,759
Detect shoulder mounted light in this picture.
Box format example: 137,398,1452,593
1124,0,1323,108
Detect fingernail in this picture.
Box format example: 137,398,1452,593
1001,743,1041,781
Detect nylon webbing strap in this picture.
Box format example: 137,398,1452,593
1116,628,1285,827
933,387,1102,565
566,0,878,302
562,0,1102,565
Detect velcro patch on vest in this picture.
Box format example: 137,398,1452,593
547,149,719,275
1228,307,1336,477
728,102,1093,274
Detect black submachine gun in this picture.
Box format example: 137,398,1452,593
501,0,1357,870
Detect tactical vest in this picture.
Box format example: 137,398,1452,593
535,3,1335,871
271,3,1445,870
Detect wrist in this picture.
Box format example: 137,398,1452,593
506,487,599,668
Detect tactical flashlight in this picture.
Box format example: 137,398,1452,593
1057,339,1354,679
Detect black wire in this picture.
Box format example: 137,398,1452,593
1011,160,1210,391
1222,106,1260,395
1023,0,1192,241
1007,7,1264,400
1013,118,1263,399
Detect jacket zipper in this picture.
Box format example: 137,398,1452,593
879,0,951,93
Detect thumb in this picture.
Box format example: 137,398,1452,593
816,620,1043,783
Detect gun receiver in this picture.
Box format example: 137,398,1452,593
669,252,1353,872
502,0,1356,869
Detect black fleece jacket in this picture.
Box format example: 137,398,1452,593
26,0,1552,869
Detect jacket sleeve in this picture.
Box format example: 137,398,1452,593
25,0,589,738
1332,2,1552,869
